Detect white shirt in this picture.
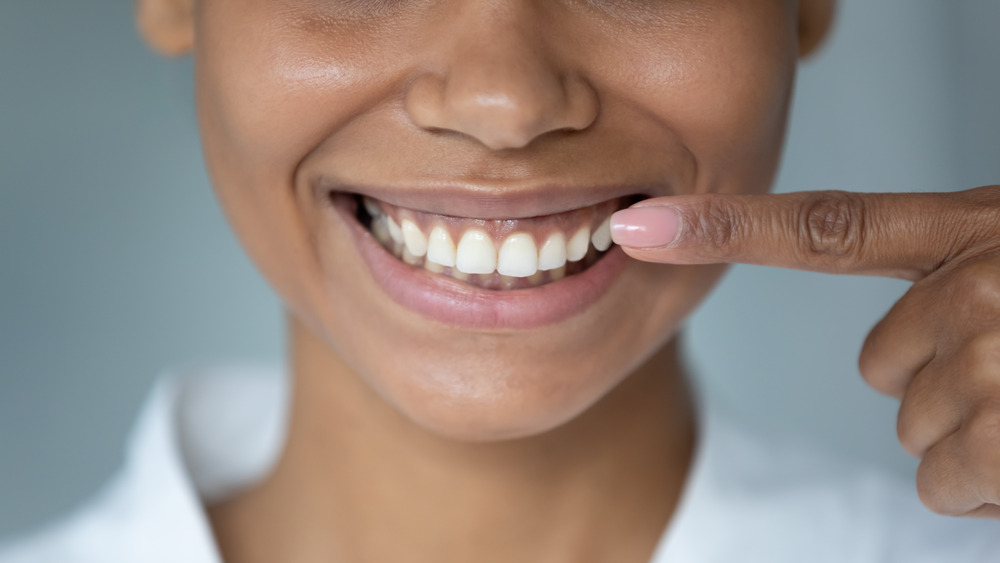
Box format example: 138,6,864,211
1,365,997,562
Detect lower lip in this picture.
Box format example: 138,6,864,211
332,198,630,331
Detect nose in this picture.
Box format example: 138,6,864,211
404,3,599,151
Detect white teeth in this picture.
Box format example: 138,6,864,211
497,233,538,278
371,211,617,284
387,216,403,244
591,216,612,252
426,225,457,267
401,219,428,257
537,232,567,271
567,227,590,262
456,229,497,275
371,215,391,245
363,197,383,218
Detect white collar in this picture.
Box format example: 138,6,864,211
12,364,985,563
20,365,290,563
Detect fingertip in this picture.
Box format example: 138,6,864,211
610,206,681,248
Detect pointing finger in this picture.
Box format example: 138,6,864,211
610,188,1000,281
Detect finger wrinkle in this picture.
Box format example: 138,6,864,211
799,190,867,262
683,196,746,257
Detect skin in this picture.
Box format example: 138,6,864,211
611,188,1000,519
136,1,1000,562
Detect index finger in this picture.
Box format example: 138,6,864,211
609,188,1000,280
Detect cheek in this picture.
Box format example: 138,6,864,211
194,0,423,214
196,1,403,166
192,1,413,323
591,3,798,195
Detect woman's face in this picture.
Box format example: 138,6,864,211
187,0,800,440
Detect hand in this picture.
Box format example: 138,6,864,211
610,187,1000,519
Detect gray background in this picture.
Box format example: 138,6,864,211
1,0,998,538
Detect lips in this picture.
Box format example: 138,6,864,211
328,191,642,330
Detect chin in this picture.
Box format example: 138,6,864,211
371,354,628,443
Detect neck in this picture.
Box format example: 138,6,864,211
209,316,697,563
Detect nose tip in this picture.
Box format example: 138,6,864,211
454,90,553,151
407,72,598,150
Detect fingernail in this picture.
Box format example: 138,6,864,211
610,207,681,248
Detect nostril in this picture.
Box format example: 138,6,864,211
405,74,448,131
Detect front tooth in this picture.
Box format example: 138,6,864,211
567,227,590,262
456,229,497,275
401,219,428,257
538,232,567,271
591,216,612,252
497,233,538,278
387,216,404,244
362,197,383,218
427,225,456,267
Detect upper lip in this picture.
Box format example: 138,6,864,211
317,178,662,219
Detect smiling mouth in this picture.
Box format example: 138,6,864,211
342,193,642,290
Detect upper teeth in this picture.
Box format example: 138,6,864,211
567,226,591,262
401,219,428,257
497,233,538,277
387,215,404,243
591,216,613,252
427,225,457,268
537,232,567,271
456,229,497,275
366,197,615,278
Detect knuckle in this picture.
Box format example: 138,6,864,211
799,191,867,260
915,449,975,517
858,351,893,396
857,323,909,397
857,294,924,396
916,464,956,516
686,197,746,256
917,493,954,517
860,361,899,397
857,329,883,383
857,358,883,392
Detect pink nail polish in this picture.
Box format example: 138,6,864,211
610,207,681,248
